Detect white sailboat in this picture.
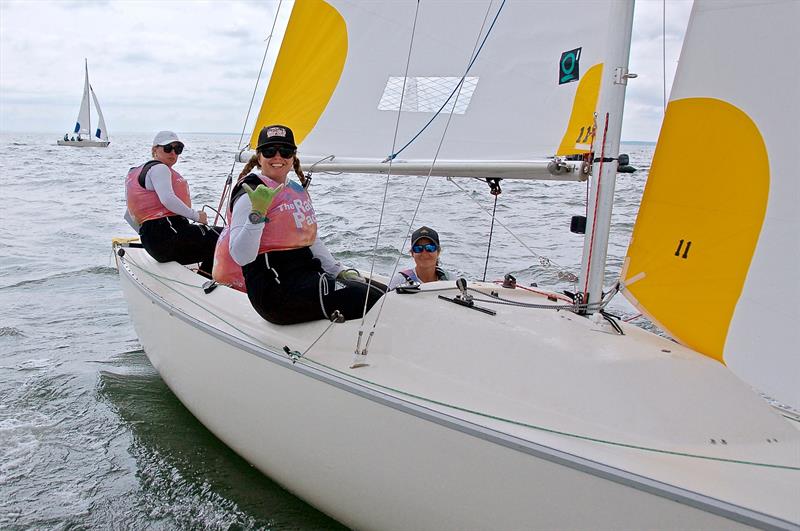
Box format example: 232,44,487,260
58,59,110,147
114,1,799,529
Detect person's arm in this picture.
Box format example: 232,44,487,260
146,164,201,222
310,235,343,276
228,193,264,266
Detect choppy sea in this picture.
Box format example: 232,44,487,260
0,132,654,529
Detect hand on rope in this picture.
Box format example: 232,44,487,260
243,183,284,215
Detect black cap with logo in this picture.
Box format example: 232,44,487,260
256,125,297,150
411,226,440,247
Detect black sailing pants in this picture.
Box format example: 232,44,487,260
139,216,221,278
242,247,384,325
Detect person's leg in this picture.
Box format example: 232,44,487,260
319,274,384,321
170,223,221,277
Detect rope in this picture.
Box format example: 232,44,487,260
447,178,577,286
360,2,497,347
581,113,610,299
386,0,507,161
359,0,423,328
482,193,498,281
214,0,285,226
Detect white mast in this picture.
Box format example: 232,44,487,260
578,0,636,313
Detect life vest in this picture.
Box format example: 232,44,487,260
212,173,317,291
399,266,448,284
125,161,191,225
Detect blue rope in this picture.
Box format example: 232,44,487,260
384,0,507,162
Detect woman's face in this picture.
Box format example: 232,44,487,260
258,145,295,184
153,142,183,168
411,237,440,268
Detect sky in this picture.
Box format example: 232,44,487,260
0,0,692,142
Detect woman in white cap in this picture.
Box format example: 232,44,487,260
388,226,449,290
125,131,219,278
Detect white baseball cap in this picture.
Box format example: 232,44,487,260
152,130,183,147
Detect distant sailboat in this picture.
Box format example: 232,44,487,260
58,59,110,148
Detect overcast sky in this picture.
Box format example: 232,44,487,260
0,0,692,141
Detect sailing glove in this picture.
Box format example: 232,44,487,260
243,183,284,215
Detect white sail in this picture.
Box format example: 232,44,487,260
73,59,91,136
622,0,800,410
90,86,108,141
249,0,617,171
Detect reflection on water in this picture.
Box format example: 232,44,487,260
96,354,344,529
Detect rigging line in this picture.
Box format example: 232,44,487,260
120,252,336,363
363,2,497,337
482,192,499,282
122,252,796,470
214,0,284,226
581,112,610,299
386,0,507,161
447,178,575,282
296,355,799,471
358,0,422,328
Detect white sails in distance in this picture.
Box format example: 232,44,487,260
59,59,109,147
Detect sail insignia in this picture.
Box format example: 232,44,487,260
556,63,603,156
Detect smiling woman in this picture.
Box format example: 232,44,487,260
214,124,384,325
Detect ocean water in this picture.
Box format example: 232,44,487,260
0,132,653,529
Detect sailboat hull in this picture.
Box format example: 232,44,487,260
57,140,109,147
115,246,798,530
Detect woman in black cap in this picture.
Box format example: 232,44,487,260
125,130,219,278
388,226,449,290
222,124,383,325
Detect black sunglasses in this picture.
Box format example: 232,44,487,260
161,143,184,154
260,145,296,159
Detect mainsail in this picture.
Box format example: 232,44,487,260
622,0,800,410
248,0,615,168
90,86,108,141
74,59,91,136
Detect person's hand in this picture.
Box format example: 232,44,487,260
197,210,208,225
243,183,284,215
337,269,361,281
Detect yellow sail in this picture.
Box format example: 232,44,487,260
555,63,603,156
622,97,769,361
248,0,347,149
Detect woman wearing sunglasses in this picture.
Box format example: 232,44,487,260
388,226,449,290
125,131,219,278
219,125,382,325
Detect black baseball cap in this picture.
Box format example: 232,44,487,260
256,125,296,150
411,226,440,247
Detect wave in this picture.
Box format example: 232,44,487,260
0,326,25,337
0,265,118,289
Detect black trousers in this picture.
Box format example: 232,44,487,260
242,247,384,325
139,216,221,277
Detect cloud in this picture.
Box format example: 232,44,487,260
0,0,692,141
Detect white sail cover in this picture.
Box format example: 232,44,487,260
90,86,108,141
249,0,618,165
73,60,91,136
623,0,800,410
